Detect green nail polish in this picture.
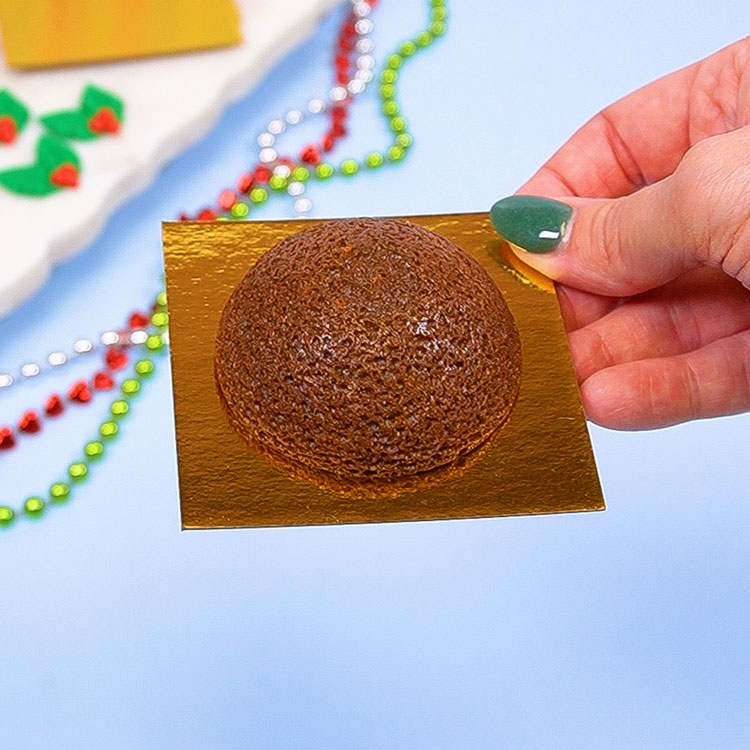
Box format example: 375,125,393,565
490,196,573,253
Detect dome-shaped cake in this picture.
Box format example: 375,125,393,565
215,218,521,479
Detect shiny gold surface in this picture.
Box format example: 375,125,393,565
163,214,605,529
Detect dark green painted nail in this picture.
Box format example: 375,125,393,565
490,196,573,254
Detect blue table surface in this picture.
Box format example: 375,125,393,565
1,2,748,748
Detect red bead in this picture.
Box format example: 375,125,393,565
88,107,120,135
218,189,236,211
236,172,254,193
253,165,272,184
93,371,115,391
178,212,190,221
197,208,217,221
105,347,129,371
335,54,349,68
336,71,349,85
321,132,335,152
339,36,353,52
49,163,79,189
343,22,356,37
331,105,348,123
0,426,15,450
0,115,17,144
45,394,65,417
129,311,150,329
332,122,347,138
18,410,41,434
299,145,321,165
68,380,92,404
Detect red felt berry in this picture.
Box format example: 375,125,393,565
45,394,65,417
18,410,41,434
300,145,322,165
253,166,272,184
218,189,236,211
0,426,15,450
197,208,217,221
105,347,129,371
49,163,79,189
236,172,254,193
68,380,92,403
88,106,120,135
0,114,17,145
93,371,115,391
129,311,150,329
321,132,335,152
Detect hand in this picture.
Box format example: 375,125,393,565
490,37,750,430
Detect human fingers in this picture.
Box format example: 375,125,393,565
555,284,622,332
519,36,750,199
491,126,750,296
569,270,750,382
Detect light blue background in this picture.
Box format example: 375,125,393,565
1,2,749,748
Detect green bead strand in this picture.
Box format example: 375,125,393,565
68,462,88,482
0,506,14,526
100,421,119,440
122,379,141,397
24,497,44,516
110,400,130,419
50,483,71,502
84,441,105,461
340,159,359,176
135,359,155,378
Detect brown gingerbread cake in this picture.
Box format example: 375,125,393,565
215,218,521,480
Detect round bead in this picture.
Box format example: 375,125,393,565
329,86,348,102
0,374,13,388
353,1,370,17
122,379,141,397
380,69,398,84
156,291,168,308
231,202,249,218
355,69,374,84
68,462,88,482
267,119,286,135
100,331,120,346
273,164,292,179
249,187,268,204
294,198,312,214
390,116,407,133
382,100,399,116
129,330,148,345
135,359,155,377
84,441,104,460
387,145,405,162
340,159,359,176
396,133,413,149
0,506,14,525
285,109,304,125
365,152,384,169
259,147,277,164
290,166,310,182
151,311,168,328
354,18,373,35
268,174,287,191
307,98,326,114
256,132,274,147
380,84,396,99
99,421,119,440
73,338,94,354
50,482,71,502
430,20,446,36
347,80,365,95
315,163,334,179
20,363,40,378
400,41,417,57
145,335,164,352
24,496,44,515
287,181,305,197
415,30,432,47
110,400,129,419
386,54,403,70
357,54,375,70
431,6,447,21
48,351,68,366
356,38,374,54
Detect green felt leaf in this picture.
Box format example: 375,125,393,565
0,165,58,196
82,84,124,121
0,89,29,131
36,134,81,170
39,110,95,141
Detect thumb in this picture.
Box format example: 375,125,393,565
490,127,750,296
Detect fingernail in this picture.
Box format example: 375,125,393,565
490,196,573,254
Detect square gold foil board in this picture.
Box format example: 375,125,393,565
163,214,604,529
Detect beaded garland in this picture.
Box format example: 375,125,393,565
0,0,448,527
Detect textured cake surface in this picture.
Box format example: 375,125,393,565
215,218,522,479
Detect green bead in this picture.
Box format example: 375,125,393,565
432,0,446,6
249,187,268,204
110,400,130,419
315,163,334,179
0,506,14,526
100,421,119,440
415,30,432,47
340,159,359,176
386,54,403,69
400,41,417,57
380,83,396,99
430,20,446,36
387,145,405,162
431,6,447,21
156,291,167,308
145,334,163,351
69,462,88,482
395,133,413,149
291,166,310,182
122,379,141,397
151,311,168,328
50,483,71,502
365,152,385,169
84,441,104,461
390,116,407,133
231,201,249,218
135,359,155,378
380,69,398,84
268,174,287,191
382,99,399,117
24,497,44,515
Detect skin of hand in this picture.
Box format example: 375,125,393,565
491,37,750,430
